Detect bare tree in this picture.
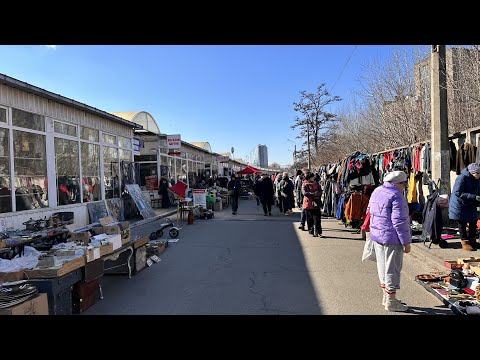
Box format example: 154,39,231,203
291,84,342,163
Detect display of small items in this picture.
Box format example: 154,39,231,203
149,217,180,240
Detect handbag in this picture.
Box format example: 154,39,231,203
361,233,376,262
228,190,234,196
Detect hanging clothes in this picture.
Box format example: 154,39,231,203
456,142,476,175
407,171,418,203
344,191,369,222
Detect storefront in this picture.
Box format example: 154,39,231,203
0,74,141,230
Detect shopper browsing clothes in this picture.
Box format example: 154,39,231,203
302,172,322,237
449,162,480,251
368,170,411,312
227,174,242,215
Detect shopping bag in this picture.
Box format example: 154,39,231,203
361,233,376,262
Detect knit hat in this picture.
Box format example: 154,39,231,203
467,163,480,174
383,170,407,184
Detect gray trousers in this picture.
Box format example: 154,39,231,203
373,242,404,292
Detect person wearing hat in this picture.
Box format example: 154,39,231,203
449,162,480,251
368,170,411,312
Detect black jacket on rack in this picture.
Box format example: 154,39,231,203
422,188,443,244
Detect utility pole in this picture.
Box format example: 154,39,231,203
430,45,450,196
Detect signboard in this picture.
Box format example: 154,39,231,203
217,155,229,163
192,189,207,208
133,137,141,155
145,175,158,190
167,134,181,149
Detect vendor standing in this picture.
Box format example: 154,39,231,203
449,163,480,251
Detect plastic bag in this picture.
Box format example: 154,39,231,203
362,233,376,262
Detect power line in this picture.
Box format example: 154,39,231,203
330,45,357,93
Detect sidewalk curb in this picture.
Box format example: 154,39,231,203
130,210,177,229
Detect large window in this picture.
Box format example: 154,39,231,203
103,133,116,145
0,128,11,213
12,109,45,131
118,136,131,149
55,138,80,205
139,163,158,189
13,130,48,211
81,127,99,142
81,143,100,202
0,108,6,123
104,146,119,199
54,121,77,137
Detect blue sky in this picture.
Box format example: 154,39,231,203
0,45,415,165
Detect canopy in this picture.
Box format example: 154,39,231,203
237,165,261,175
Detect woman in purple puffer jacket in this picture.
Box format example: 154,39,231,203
368,170,411,312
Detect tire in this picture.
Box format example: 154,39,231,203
169,228,179,238
149,232,158,240
156,229,164,238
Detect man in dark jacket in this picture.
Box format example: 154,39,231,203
227,174,242,215
256,173,274,216
449,163,480,251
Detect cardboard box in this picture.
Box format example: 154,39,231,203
24,256,86,278
85,246,101,262
99,216,115,226
132,235,150,249
92,221,130,246
0,293,49,315
69,231,91,244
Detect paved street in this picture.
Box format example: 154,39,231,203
85,198,452,315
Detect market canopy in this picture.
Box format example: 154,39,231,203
237,165,261,175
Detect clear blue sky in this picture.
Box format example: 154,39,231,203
0,45,414,165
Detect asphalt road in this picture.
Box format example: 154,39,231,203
85,198,452,315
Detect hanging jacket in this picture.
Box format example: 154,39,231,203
422,189,443,244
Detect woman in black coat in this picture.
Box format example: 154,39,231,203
158,177,171,208
256,173,274,216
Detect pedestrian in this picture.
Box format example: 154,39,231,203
368,170,411,312
302,172,322,237
448,162,480,251
227,174,242,215
158,177,171,208
253,174,261,205
294,169,304,209
256,173,274,216
279,172,294,215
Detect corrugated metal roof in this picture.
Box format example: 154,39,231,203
0,73,142,130
112,111,160,135
189,142,212,152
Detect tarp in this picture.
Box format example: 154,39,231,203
237,165,261,175
169,180,188,198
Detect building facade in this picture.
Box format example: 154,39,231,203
0,74,139,229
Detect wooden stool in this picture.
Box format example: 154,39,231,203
177,200,193,223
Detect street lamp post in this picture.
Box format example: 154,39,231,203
287,139,297,164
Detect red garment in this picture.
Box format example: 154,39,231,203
414,144,422,172
361,211,371,232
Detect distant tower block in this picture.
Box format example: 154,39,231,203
255,144,268,168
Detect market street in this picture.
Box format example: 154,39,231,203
85,198,453,315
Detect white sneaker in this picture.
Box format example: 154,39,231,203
385,298,409,312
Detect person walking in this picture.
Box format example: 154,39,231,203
279,172,294,215
302,172,322,237
449,163,480,251
294,169,304,210
227,174,242,215
256,173,274,216
368,170,411,312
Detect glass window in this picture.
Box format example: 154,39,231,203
81,127,99,142
54,121,77,137
13,130,48,211
12,108,45,132
0,108,6,123
55,138,80,205
119,149,131,162
0,128,11,213
139,163,158,188
81,143,100,202
102,133,116,145
104,146,119,199
118,136,131,149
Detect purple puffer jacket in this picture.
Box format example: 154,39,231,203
368,182,411,245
